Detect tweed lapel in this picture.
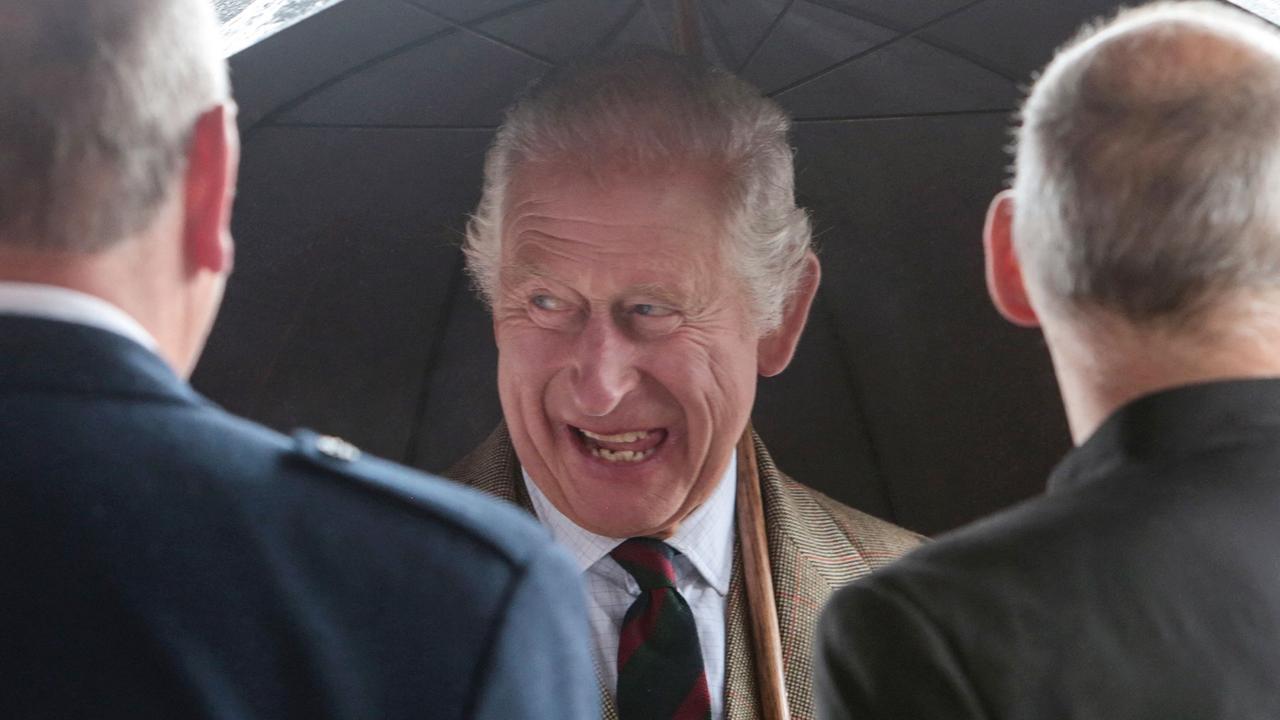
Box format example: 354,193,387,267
447,424,620,719
721,432,883,720
446,422,534,513
596,662,620,720
721,538,760,720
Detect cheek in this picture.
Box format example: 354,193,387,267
646,335,758,417
497,324,563,386
497,329,563,444
496,326,584,436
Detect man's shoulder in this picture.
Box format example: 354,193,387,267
285,427,552,564
10,371,557,576
826,485,1109,629
816,492,1077,711
173,412,571,597
787,477,926,553
818,458,1280,718
758,441,926,567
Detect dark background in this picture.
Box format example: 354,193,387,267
193,0,1145,535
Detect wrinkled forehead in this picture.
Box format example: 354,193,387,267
500,161,729,256
497,161,736,298
503,156,732,216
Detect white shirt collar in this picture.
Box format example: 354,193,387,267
523,453,737,596
0,282,158,352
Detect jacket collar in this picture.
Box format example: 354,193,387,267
0,315,202,408
1049,377,1280,494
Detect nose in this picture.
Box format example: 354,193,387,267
570,315,640,417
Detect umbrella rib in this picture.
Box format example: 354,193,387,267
697,1,741,65
811,283,900,524
402,249,468,467
803,0,1022,84
398,0,558,66
736,0,798,73
765,0,996,99
791,107,1012,124
589,0,646,57
642,0,668,39
250,0,558,132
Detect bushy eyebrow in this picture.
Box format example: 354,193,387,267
500,261,552,287
499,265,715,319
622,283,684,306
503,263,670,295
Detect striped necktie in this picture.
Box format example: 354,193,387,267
611,537,712,720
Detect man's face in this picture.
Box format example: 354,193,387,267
494,162,762,538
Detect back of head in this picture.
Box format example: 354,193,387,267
0,0,228,252
464,49,812,333
1013,1,1280,328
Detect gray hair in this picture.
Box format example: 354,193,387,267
463,50,812,333
1013,1,1280,325
0,0,229,252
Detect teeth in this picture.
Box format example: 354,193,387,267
581,429,650,443
591,447,655,463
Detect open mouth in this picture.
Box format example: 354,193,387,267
571,426,668,464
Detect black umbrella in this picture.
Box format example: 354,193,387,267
193,0,1262,535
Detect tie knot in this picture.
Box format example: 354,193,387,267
610,537,678,591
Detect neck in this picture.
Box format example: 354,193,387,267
0,235,194,376
1045,299,1280,444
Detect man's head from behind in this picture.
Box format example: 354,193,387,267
0,0,236,376
464,51,820,538
985,1,1280,439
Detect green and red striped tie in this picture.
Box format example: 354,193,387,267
611,538,712,720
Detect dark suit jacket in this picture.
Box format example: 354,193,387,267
449,425,925,720
817,379,1280,720
0,315,597,720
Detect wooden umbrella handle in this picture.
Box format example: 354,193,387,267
735,425,791,720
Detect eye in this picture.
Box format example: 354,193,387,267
631,303,675,318
527,292,582,331
531,294,566,311
624,302,682,337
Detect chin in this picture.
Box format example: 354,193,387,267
567,484,686,538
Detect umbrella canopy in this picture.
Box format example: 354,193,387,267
193,0,1247,534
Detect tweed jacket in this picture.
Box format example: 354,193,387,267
447,423,925,720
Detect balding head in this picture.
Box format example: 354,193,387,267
0,0,229,252
1012,1,1280,326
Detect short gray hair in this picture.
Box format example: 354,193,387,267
463,50,812,333
0,0,229,252
1013,1,1280,324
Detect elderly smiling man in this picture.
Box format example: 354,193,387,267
448,52,923,720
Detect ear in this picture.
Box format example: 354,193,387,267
182,103,239,277
758,251,820,377
984,190,1039,328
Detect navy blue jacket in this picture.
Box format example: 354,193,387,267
0,315,597,719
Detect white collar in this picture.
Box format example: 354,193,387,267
0,282,158,352
523,452,737,596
